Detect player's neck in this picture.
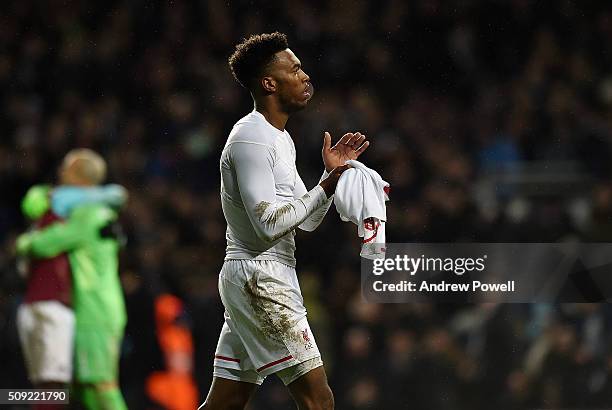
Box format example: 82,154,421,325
254,101,288,131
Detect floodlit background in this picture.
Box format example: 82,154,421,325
2,0,612,409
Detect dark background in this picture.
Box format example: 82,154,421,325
2,0,612,409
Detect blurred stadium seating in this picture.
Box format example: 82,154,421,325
1,1,612,408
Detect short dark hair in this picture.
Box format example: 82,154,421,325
228,32,288,90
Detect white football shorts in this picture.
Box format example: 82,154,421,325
213,259,322,386
17,300,75,384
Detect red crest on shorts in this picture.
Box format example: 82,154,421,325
301,328,313,349
301,329,310,342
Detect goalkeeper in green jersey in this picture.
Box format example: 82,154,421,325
17,149,128,410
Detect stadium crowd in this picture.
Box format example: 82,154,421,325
1,0,612,409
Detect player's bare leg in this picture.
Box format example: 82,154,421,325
287,366,334,410
198,377,257,410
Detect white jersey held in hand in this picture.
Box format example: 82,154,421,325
334,159,390,259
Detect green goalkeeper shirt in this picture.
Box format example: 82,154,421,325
19,203,126,331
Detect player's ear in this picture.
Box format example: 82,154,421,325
261,76,276,93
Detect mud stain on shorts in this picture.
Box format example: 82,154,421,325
244,271,302,347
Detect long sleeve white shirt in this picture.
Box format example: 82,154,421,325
220,110,332,266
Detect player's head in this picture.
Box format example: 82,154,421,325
228,32,313,113
59,148,107,186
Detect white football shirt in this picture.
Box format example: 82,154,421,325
220,110,332,266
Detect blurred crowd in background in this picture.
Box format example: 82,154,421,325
2,0,612,409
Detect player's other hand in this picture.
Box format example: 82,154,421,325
319,164,350,198
322,131,369,172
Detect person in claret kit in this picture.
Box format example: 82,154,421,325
16,184,74,410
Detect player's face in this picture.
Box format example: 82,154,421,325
268,49,313,113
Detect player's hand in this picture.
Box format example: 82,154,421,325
319,164,351,198
322,131,369,172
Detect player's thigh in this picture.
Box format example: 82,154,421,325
287,365,334,410
199,376,256,410
75,327,122,383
